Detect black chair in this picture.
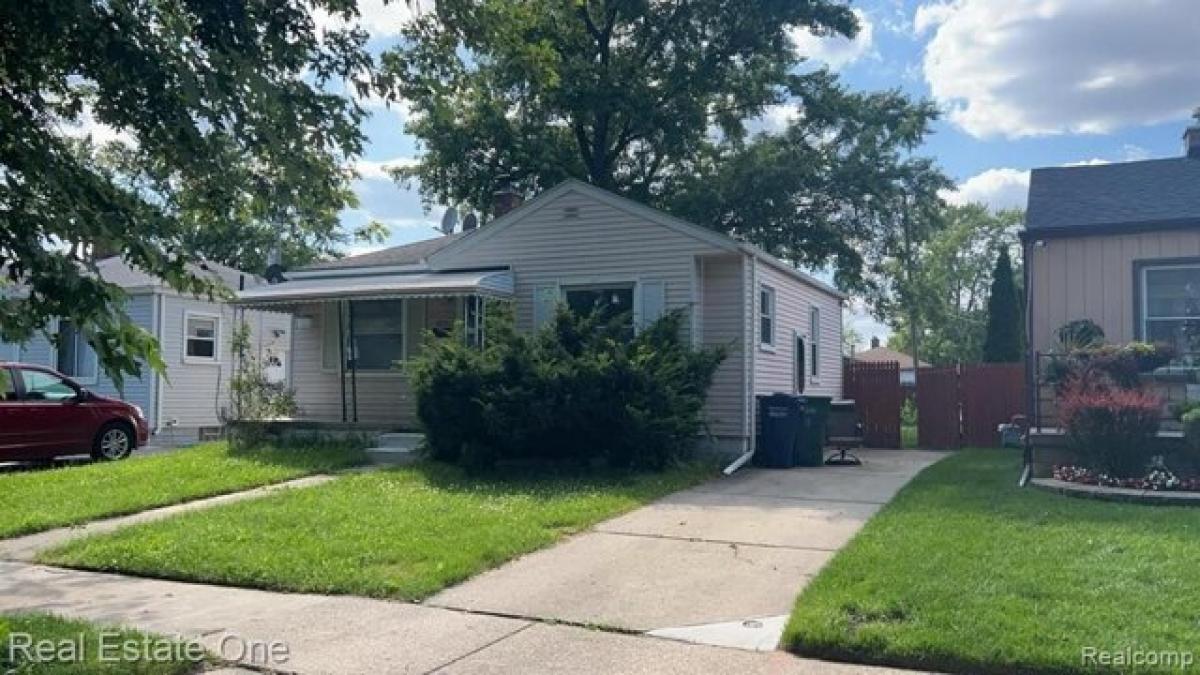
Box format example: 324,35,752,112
825,400,864,466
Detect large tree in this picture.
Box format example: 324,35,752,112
385,0,947,292
2,0,379,385
887,204,1023,366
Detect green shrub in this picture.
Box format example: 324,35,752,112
1183,409,1200,454
411,306,725,472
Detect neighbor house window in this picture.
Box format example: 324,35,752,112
57,320,98,383
323,300,408,371
760,285,775,348
809,306,820,379
564,284,635,334
184,313,219,362
1143,264,1200,352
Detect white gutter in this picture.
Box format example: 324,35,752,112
724,252,758,475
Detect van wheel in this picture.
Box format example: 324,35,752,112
92,423,134,461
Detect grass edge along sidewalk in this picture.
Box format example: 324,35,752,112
783,448,1200,675
0,440,367,540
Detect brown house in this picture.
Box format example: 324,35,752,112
1022,122,1200,470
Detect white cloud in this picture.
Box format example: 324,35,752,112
789,9,876,70
354,157,417,181
56,105,135,147
312,0,428,39
916,0,1200,138
943,168,1030,211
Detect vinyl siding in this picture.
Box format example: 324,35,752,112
157,296,290,429
289,302,415,427
434,190,723,342
1029,230,1200,354
753,259,844,399
1,294,158,426
699,255,746,438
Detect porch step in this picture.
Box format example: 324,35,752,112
367,432,424,466
377,432,424,449
366,447,419,466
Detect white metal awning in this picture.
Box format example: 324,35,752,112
233,269,514,308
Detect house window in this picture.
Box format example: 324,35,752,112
323,300,406,371
810,306,820,379
1143,264,1200,352
184,313,220,362
564,285,635,332
760,285,775,348
56,320,98,383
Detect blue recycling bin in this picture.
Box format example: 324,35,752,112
755,394,804,468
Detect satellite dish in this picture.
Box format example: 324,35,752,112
440,208,459,235
462,212,479,231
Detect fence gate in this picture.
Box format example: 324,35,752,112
961,363,1026,447
917,367,960,450
844,361,902,448
915,362,1025,449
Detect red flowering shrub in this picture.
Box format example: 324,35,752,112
1058,381,1163,477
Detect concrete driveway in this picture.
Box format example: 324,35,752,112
429,449,946,651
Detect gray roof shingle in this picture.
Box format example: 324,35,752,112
299,232,466,271
1026,158,1200,234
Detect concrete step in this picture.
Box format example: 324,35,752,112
366,447,419,466
376,432,424,450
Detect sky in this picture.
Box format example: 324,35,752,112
329,0,1200,347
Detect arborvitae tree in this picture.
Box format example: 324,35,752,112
982,248,1024,363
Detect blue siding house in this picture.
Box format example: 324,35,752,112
3,257,290,445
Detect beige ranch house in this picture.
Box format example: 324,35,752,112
1023,122,1200,471
237,179,845,455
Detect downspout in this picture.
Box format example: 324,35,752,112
152,290,166,434
724,252,757,475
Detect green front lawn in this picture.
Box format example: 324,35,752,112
783,448,1200,675
1,613,207,674
0,440,366,539
40,461,716,600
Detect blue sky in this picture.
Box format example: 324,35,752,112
331,0,1200,345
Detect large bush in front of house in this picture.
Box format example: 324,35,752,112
411,307,726,472
1058,380,1162,478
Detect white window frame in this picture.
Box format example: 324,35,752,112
1141,263,1200,348
809,306,821,383
759,285,776,350
183,311,221,365
53,319,99,385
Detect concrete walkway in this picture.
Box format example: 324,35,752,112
0,562,918,674
429,449,945,651
0,474,335,562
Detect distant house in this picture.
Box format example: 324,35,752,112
1023,122,1200,357
235,179,847,456
853,338,928,386
1,257,289,445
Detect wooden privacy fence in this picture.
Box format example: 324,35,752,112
916,362,1025,449
843,361,902,448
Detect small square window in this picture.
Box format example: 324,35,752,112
185,314,219,361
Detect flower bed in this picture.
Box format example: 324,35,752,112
1052,464,1200,492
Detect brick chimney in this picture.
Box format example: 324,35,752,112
1185,125,1200,160
492,177,523,219
870,336,881,349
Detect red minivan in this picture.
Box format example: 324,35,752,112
0,362,150,462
